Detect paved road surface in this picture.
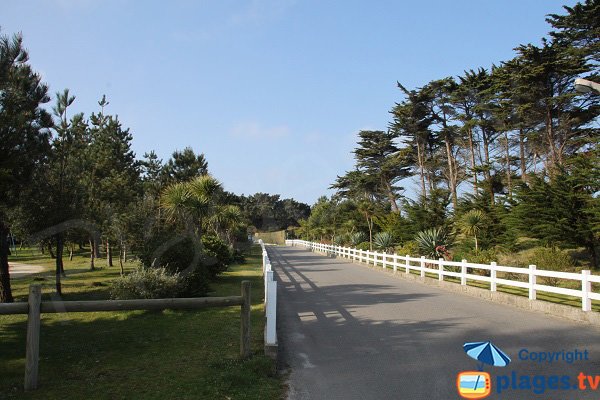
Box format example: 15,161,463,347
270,246,600,400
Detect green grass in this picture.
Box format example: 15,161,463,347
1,246,284,400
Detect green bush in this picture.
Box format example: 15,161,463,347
202,235,233,278
355,241,371,251
111,267,182,299
349,232,367,246
178,266,210,297
527,247,575,286
138,229,202,274
414,227,453,259
373,232,395,252
395,241,420,257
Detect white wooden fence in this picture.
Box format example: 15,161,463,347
259,240,277,349
286,239,600,312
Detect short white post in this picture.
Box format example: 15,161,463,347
529,264,537,300
265,279,277,346
420,256,425,278
359,249,363,263
405,255,410,273
581,270,592,312
461,259,467,286
382,252,387,269
490,262,497,292
438,258,444,281
393,254,397,273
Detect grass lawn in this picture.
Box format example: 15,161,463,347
1,246,284,400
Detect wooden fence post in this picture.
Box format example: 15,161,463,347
240,281,251,359
24,285,42,391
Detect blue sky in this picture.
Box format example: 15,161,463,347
2,0,578,205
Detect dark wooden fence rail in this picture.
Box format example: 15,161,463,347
0,281,252,391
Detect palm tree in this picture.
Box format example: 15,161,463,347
210,204,244,246
160,175,223,233
459,209,485,252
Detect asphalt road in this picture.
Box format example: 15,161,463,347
270,245,600,400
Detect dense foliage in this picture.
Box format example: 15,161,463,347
298,1,600,270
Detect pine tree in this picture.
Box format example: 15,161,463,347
353,130,411,212
0,32,52,302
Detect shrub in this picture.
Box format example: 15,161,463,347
178,266,210,297
355,241,371,251
527,247,575,286
373,232,395,252
202,235,233,278
465,249,499,276
111,267,182,299
415,227,453,259
333,234,347,246
349,232,367,246
138,229,202,274
395,241,420,257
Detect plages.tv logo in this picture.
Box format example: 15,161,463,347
457,341,511,399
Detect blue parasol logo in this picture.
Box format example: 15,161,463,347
463,341,511,371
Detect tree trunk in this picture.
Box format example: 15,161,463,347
89,238,96,271
107,240,113,267
0,223,14,303
504,132,512,200
482,130,494,206
467,127,478,194
444,136,458,210
55,234,64,296
119,247,124,277
48,242,56,259
384,179,399,213
417,141,427,199
69,243,74,261
519,128,527,183
94,237,101,258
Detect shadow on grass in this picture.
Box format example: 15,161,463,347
0,304,278,400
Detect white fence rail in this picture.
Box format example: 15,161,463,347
286,239,599,312
259,240,277,349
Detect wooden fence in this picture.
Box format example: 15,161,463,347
0,281,251,391
287,239,600,312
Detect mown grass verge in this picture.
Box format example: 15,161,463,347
1,245,284,400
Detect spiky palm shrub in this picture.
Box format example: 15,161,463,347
333,234,347,246
414,227,452,259
373,232,395,253
349,232,367,247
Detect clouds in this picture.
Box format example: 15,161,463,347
230,120,290,140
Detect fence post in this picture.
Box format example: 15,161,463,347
393,254,397,273
240,281,251,359
24,284,42,391
528,265,537,300
582,270,592,312
461,259,467,286
490,262,497,292
405,255,410,273
438,258,444,281
382,252,387,269
420,256,425,278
